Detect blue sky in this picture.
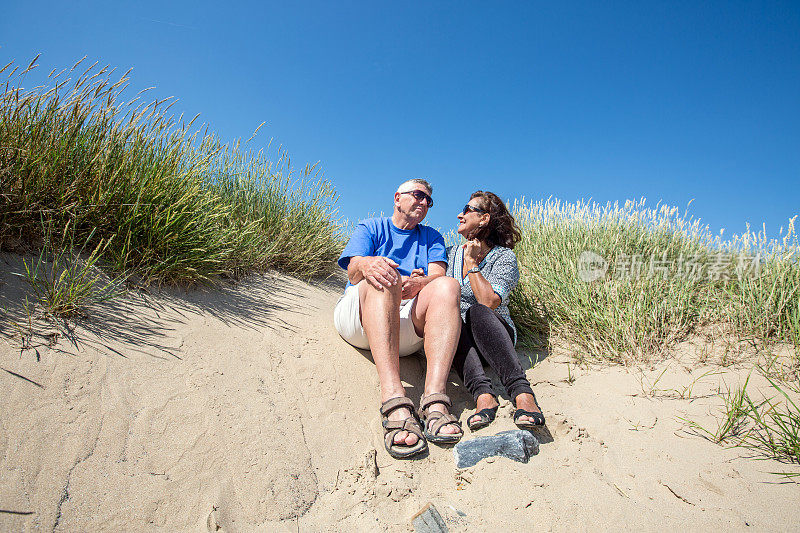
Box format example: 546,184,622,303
2,1,799,237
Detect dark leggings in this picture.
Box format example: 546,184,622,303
452,303,534,402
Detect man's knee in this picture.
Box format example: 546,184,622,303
424,276,460,305
359,275,402,300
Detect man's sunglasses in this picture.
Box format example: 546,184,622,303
400,190,434,207
462,204,487,215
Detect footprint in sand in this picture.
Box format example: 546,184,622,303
206,506,222,532
551,417,587,440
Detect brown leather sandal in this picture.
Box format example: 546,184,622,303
418,393,463,444
380,396,428,459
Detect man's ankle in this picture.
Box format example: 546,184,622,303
381,389,407,403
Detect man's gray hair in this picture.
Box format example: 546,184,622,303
397,178,433,195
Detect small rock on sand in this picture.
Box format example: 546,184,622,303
453,430,539,469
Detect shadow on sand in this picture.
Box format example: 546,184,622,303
1,252,329,361
77,274,323,360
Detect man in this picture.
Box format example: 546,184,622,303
334,178,463,458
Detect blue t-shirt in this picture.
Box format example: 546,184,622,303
338,217,447,288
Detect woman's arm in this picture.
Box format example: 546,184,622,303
465,247,519,310
467,269,501,308
463,242,502,309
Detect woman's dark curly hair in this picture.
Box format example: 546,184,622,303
469,191,522,249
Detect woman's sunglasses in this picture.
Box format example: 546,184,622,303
400,190,434,207
462,204,487,215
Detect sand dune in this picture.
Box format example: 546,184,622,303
1,255,798,532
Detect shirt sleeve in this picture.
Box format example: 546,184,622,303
484,249,519,305
337,220,376,270
426,228,447,267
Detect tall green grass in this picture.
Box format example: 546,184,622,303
21,218,124,318
510,198,800,365
1,56,343,285
682,371,799,470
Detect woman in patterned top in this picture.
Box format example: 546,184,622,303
446,191,545,430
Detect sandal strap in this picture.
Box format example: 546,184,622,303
419,392,451,413
384,428,426,457
383,417,424,438
425,410,461,436
514,408,546,425
474,406,498,421
380,396,414,417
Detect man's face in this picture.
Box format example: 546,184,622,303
394,185,432,223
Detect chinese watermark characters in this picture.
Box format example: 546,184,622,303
577,250,762,282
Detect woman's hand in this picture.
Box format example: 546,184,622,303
462,241,501,309
463,239,483,270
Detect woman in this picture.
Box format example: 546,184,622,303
446,191,545,430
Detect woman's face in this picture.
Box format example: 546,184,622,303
457,198,490,239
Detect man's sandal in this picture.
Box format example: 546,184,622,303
513,393,546,429
468,405,498,431
380,396,428,459
418,393,463,444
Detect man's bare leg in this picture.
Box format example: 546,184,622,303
358,279,418,446
411,276,462,436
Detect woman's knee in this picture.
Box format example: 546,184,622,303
467,304,513,341
466,303,496,324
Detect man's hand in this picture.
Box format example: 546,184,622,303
360,256,401,290
401,268,426,299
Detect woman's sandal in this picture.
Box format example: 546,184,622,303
468,403,499,431
513,393,546,429
418,393,463,444
380,396,428,459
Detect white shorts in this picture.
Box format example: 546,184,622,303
333,283,424,357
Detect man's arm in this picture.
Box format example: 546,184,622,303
427,261,446,279
400,261,446,299
347,255,400,290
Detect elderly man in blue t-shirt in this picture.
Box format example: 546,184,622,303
334,178,463,459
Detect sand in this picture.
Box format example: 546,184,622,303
1,253,799,532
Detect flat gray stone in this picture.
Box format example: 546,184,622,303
412,503,448,533
453,430,539,468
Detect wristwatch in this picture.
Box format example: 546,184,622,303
466,266,481,275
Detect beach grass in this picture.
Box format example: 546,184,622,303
509,198,799,468
1,56,344,287
20,218,125,318
510,198,800,366
742,372,800,465
681,370,799,469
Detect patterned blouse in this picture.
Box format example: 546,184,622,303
446,245,520,344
